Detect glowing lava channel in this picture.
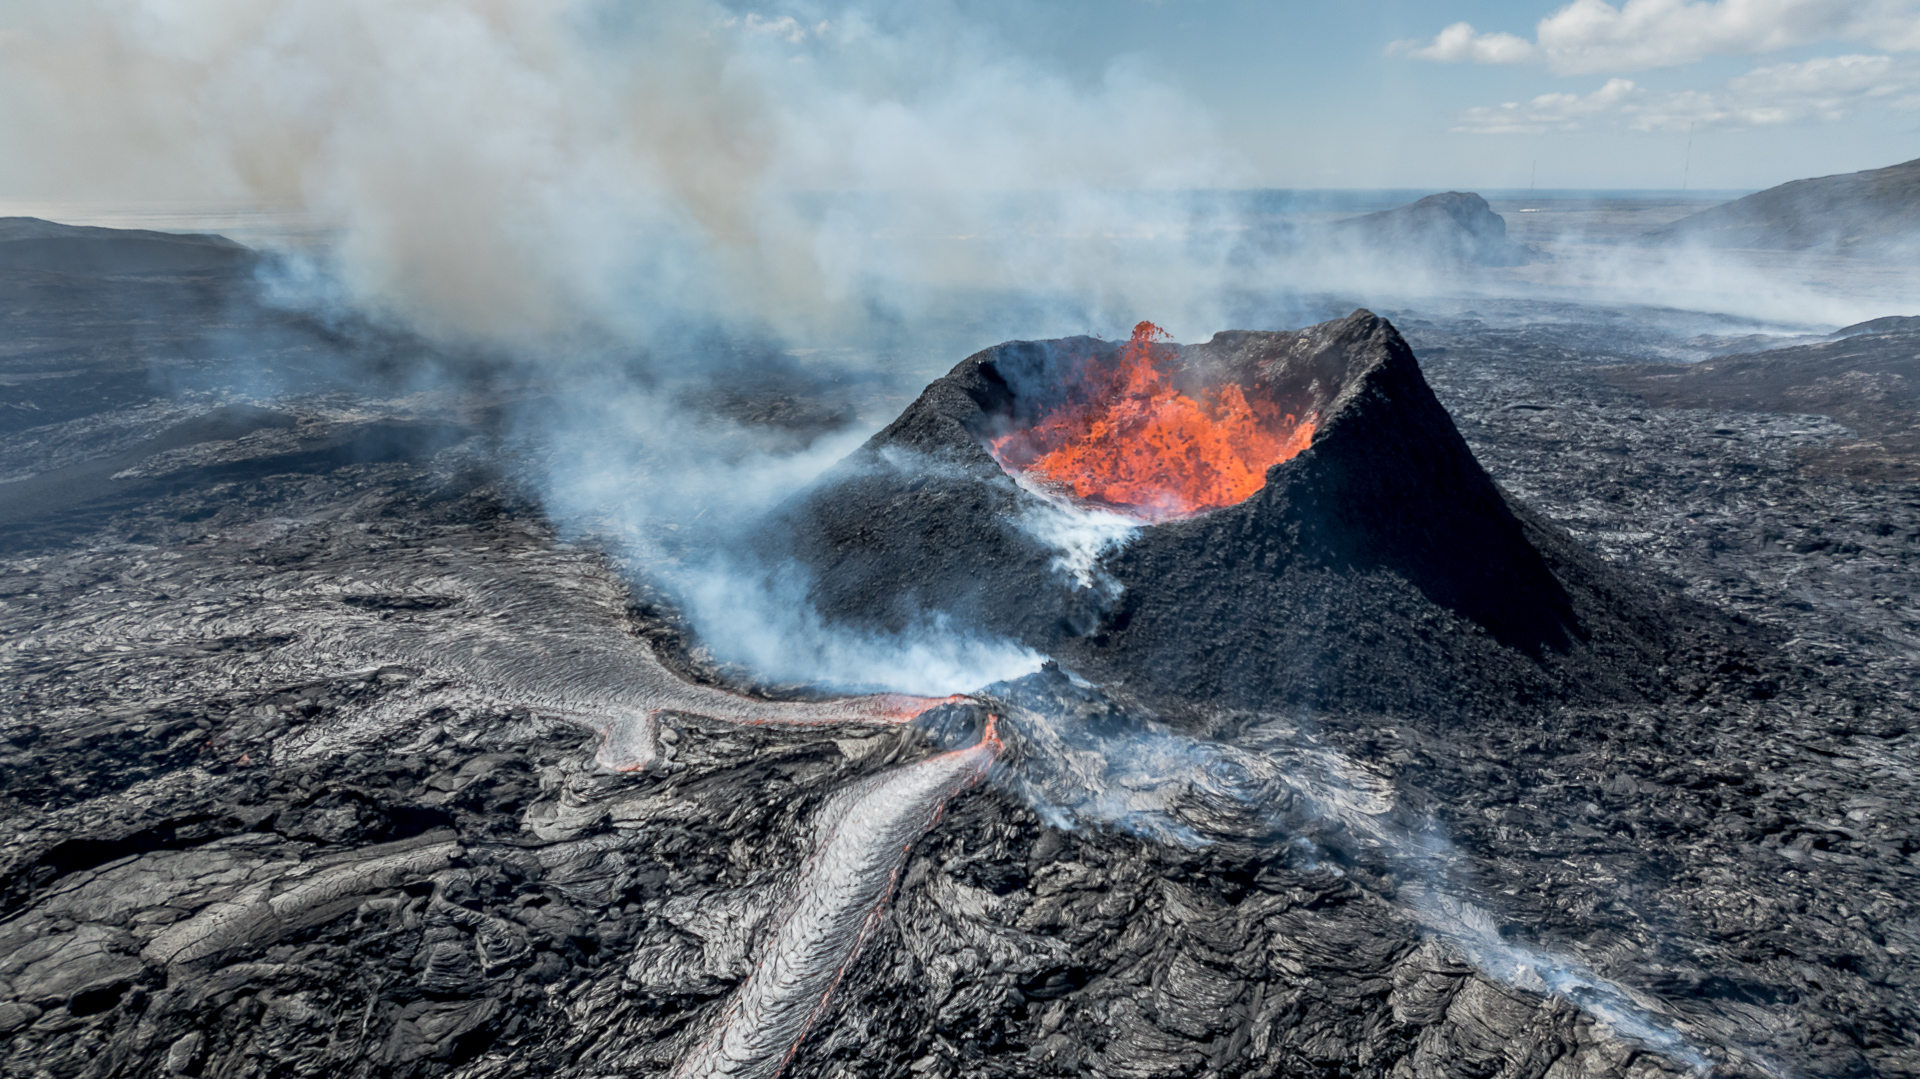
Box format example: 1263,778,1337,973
988,321,1314,522
672,720,1003,1079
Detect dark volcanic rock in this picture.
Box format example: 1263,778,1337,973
1329,192,1528,267
0,407,476,554
0,217,256,276
1605,320,1920,479
1644,156,1920,253
776,310,1692,721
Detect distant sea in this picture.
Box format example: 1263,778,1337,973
0,190,1755,248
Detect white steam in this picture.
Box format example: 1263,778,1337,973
1410,887,1715,1073
678,560,1044,696
0,0,1242,348
1010,486,1140,597
524,377,1045,696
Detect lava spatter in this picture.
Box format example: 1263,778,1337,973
988,321,1314,521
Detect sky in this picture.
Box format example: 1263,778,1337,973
960,0,1920,190
0,0,1914,200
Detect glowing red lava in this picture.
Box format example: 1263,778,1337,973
988,321,1314,522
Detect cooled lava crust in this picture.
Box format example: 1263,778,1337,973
778,310,1717,721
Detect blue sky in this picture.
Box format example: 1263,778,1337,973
949,0,1920,189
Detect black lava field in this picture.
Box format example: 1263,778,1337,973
2,232,1919,1079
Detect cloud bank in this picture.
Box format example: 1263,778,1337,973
1453,52,1920,133
1395,0,1920,74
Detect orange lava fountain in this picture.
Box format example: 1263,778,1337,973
988,321,1314,521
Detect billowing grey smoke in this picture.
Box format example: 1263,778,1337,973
0,0,1245,349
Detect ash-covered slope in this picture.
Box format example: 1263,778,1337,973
1644,156,1920,252
0,217,256,276
776,311,1692,721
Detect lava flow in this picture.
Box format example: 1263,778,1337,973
988,321,1314,521
328,580,959,775
673,717,1003,1079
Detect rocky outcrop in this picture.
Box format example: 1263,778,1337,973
1329,192,1528,266
1237,192,1528,268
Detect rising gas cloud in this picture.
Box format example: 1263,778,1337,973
0,0,1247,349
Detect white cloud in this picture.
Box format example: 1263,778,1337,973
1452,52,1920,132
725,14,831,45
1388,21,1538,64
1537,0,1920,72
1453,77,1643,133
1398,0,1920,74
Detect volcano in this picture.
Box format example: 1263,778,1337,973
777,310,1694,720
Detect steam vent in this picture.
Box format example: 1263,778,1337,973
778,310,1691,720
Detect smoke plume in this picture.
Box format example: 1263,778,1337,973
0,0,1244,349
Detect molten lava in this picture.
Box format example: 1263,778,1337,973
989,321,1314,521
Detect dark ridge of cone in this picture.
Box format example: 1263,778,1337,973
771,310,1700,721
1119,312,1578,657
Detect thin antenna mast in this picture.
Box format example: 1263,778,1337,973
1682,123,1694,192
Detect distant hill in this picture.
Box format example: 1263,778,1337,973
1834,314,1920,337
1330,191,1527,266
1242,190,1529,267
0,217,255,276
1646,157,1920,252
